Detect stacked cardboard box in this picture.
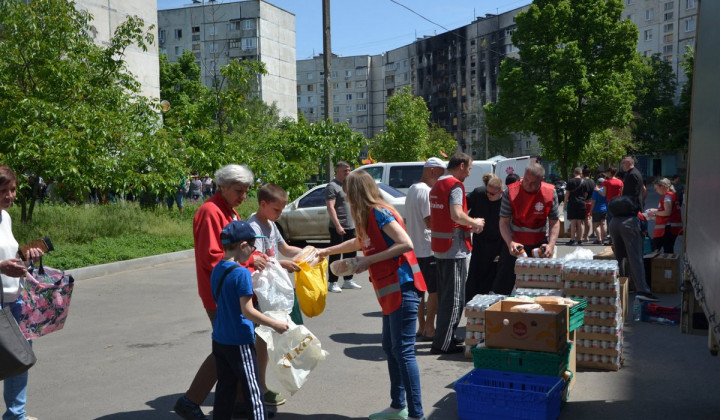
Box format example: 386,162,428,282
651,253,680,293
463,294,504,358
514,258,564,290
563,259,624,371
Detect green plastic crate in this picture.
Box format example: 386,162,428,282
472,343,572,377
568,298,587,332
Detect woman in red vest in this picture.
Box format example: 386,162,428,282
319,170,427,420
648,177,683,253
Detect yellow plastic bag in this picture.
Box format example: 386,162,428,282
295,258,328,317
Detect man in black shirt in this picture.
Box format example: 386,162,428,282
610,157,658,301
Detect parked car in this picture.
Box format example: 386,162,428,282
275,182,406,244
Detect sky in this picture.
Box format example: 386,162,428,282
157,0,532,59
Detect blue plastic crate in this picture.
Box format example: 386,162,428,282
454,368,564,420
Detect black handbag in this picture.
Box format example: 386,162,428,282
0,290,37,380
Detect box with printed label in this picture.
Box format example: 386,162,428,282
485,301,568,353
651,253,680,293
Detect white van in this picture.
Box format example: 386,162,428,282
356,156,532,193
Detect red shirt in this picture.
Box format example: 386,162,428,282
193,192,241,310
604,178,623,203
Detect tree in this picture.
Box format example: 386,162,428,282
630,54,677,153
425,123,458,159
484,0,639,178
0,0,182,221
660,46,693,152
578,127,632,170
373,86,432,162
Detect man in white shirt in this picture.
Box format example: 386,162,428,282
405,157,445,341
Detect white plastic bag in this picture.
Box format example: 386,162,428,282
563,246,595,260
256,311,329,395
252,258,294,313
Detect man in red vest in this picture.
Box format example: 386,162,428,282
429,152,485,354
493,163,560,294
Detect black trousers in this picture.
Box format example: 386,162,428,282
492,240,547,295
212,341,266,420
328,227,357,283
466,237,503,301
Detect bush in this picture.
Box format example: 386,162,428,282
8,198,258,270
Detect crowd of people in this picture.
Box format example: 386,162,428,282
2,154,684,420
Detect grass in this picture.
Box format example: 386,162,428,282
8,198,259,270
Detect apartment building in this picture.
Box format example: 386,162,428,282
76,0,160,99
624,0,698,91
158,0,297,119
297,6,533,159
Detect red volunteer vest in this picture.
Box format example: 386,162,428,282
653,191,683,237
429,176,472,253
363,207,427,315
508,181,555,246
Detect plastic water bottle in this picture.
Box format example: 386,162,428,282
633,296,642,322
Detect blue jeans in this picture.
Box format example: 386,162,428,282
382,282,423,418
2,298,29,420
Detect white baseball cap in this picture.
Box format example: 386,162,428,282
424,157,446,169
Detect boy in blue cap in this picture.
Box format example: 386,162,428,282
211,220,289,420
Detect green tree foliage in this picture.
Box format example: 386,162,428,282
374,86,433,162
661,47,693,152
578,127,632,170
425,123,458,159
0,0,182,222
630,54,677,153
485,0,638,178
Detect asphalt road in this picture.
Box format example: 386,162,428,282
22,239,720,420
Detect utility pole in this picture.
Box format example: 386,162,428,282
323,0,333,181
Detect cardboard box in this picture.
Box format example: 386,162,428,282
651,253,680,293
485,301,568,353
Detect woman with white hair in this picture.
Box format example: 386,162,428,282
174,163,270,419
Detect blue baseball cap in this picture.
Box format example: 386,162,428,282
220,220,265,245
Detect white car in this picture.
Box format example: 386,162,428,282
276,182,406,244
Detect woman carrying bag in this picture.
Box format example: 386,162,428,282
1,165,44,420
319,171,427,420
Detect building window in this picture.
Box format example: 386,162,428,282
645,8,654,20
664,1,674,10
664,33,673,43
345,105,352,112
243,37,257,50
345,82,352,89
229,39,240,49
174,29,182,39
210,60,216,71
307,73,313,80
356,81,366,88
663,45,673,54
345,70,352,78
358,92,366,99
174,46,183,55
346,117,352,124
159,29,166,43
526,141,531,149
644,29,653,41
192,26,200,34
242,19,255,30
333,94,339,101
357,115,367,123
664,12,674,21
307,96,314,104
192,43,200,52
686,0,696,9
307,84,314,92
346,94,353,101
333,106,340,113
356,103,367,111
356,68,366,76
227,22,240,32
626,0,633,4
385,75,395,84
307,108,314,114
210,42,218,53
685,17,696,32
386,88,394,97
664,23,674,32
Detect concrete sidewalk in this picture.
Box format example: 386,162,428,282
24,245,720,420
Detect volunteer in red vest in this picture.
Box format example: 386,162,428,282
648,177,683,253
429,152,484,354
493,162,560,295
319,170,427,420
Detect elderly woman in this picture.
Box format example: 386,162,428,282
174,164,273,419
1,166,44,420
319,170,427,420
647,177,683,253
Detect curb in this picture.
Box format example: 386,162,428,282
68,249,195,281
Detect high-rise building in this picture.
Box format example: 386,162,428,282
158,0,297,119
76,0,160,99
624,0,698,91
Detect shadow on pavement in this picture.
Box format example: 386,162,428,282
274,414,366,419
343,344,386,361
329,332,381,345
428,391,458,419
93,394,183,420
362,310,382,318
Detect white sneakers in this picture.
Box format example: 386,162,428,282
328,280,362,292
341,280,362,290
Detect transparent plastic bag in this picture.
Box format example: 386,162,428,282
251,258,295,313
